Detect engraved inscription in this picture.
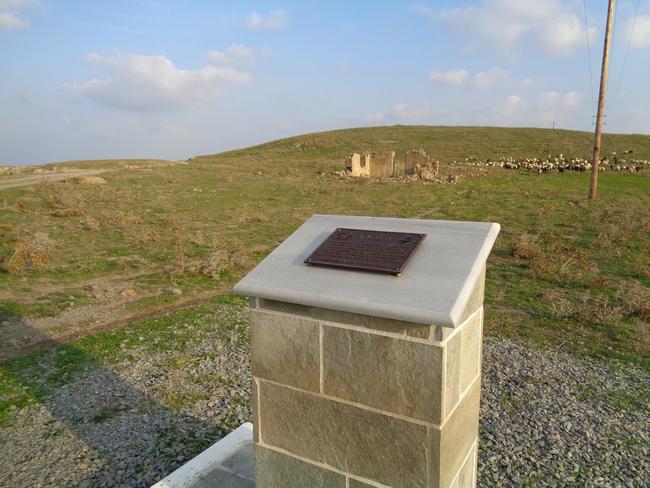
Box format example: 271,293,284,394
304,228,426,275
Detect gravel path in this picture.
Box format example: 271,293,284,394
1,302,648,487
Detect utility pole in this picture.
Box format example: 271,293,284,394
589,0,615,200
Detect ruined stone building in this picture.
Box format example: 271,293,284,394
405,148,439,176
344,151,395,178
344,148,438,179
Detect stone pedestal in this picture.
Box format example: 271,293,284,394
234,215,499,488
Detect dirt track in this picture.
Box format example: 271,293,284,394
0,169,107,190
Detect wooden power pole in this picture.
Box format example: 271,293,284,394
589,0,616,200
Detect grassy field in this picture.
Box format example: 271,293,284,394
1,125,649,369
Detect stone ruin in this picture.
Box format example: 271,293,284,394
344,151,395,178
405,148,438,176
343,148,440,180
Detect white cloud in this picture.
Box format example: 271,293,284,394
428,67,508,89
0,11,24,28
64,52,251,111
246,10,287,31
392,103,429,121
429,69,469,85
365,112,385,123
498,94,526,117
624,15,650,48
434,0,595,56
471,67,507,88
207,44,270,65
0,0,38,8
0,0,38,30
537,90,581,109
513,78,535,91
536,14,590,56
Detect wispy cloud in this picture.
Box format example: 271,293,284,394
428,69,469,85
246,10,287,31
537,91,581,109
365,112,385,123
428,67,507,88
392,103,429,121
63,52,251,111
207,44,271,65
0,0,39,30
624,15,650,48
471,68,507,88
417,0,596,56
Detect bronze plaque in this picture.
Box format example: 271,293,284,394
304,228,426,275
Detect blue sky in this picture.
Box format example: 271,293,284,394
2,0,649,165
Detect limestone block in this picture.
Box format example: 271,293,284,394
258,298,314,318
322,325,443,422
258,380,429,488
368,151,395,178
430,378,481,488
458,266,485,324
252,380,259,442
460,311,482,394
259,299,432,339
345,153,369,177
318,308,432,339
255,445,346,487
250,310,320,392
433,326,455,342
456,441,477,488
444,331,461,418
358,153,370,177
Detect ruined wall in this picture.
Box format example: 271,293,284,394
368,151,395,178
406,148,439,177
344,153,370,177
344,151,395,178
405,148,428,175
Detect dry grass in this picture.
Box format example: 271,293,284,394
81,216,100,232
45,188,86,217
136,228,161,246
1,126,648,367
109,211,144,228
4,232,54,273
512,233,544,260
51,207,86,217
15,198,30,212
615,280,650,320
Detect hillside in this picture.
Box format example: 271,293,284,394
0,125,649,366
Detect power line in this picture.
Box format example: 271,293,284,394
582,0,596,114
610,0,641,111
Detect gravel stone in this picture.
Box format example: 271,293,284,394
1,303,648,487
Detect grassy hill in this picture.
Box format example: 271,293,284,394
0,125,649,367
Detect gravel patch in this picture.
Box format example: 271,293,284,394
480,337,649,487
0,303,252,488
1,303,648,487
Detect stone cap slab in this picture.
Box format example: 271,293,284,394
233,215,500,328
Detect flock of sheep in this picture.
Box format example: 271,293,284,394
460,154,649,174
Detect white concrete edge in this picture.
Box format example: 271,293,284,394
151,422,253,488
233,281,455,327
449,222,501,326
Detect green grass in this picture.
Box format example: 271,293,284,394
0,125,648,371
